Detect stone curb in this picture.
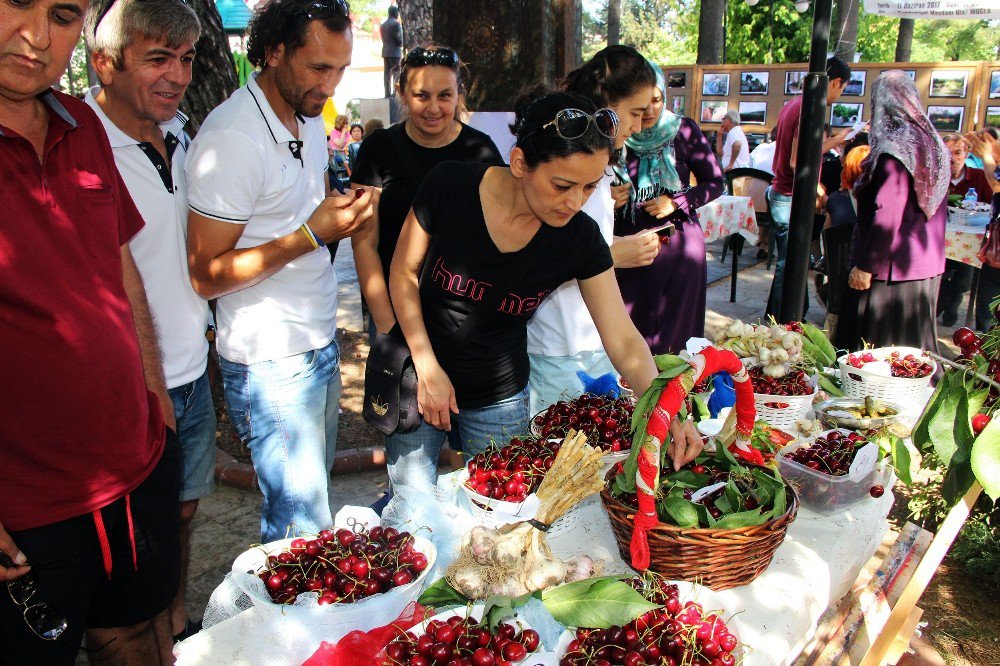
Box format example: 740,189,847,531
214,446,462,491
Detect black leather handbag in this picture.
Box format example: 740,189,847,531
363,325,422,436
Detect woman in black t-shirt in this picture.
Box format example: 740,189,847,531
351,46,503,338
386,91,704,490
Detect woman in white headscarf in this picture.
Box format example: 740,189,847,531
834,70,950,352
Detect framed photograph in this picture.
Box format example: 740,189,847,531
990,71,1000,99
929,70,968,98
671,96,685,115
987,106,1000,127
830,102,864,128
667,72,687,89
843,71,866,97
738,101,767,125
702,73,730,96
881,69,916,81
700,100,729,123
927,106,965,132
784,70,807,95
740,71,769,95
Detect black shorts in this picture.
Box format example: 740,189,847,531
0,429,181,664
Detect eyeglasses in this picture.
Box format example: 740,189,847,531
0,553,68,642
298,0,350,20
403,47,460,69
530,108,620,141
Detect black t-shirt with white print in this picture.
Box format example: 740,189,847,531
412,161,613,409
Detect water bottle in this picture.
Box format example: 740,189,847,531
964,189,978,210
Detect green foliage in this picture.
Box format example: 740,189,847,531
911,20,1000,62
950,517,1000,591
58,36,93,97
855,13,899,63
725,0,812,65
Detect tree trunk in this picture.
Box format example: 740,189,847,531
894,18,914,62
435,0,575,111
697,0,726,64
608,0,621,46
554,0,582,73
398,0,433,50
832,0,859,63
180,0,237,134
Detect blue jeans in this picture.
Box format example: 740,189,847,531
766,188,792,317
218,340,342,542
385,386,530,490
168,370,218,502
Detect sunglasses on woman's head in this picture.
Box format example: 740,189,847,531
530,108,620,141
403,47,460,69
1,552,68,642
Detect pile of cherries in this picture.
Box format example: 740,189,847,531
783,429,867,477
380,616,540,666
532,394,634,452
256,526,428,605
845,351,933,378
560,574,740,666
748,367,813,397
465,437,559,503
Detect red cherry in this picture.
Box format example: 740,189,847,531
355,187,365,199
973,413,991,435
471,647,495,666
869,484,885,498
953,327,978,347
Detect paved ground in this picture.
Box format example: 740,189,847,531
183,239,972,628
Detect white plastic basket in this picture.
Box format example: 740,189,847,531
230,535,436,640
458,470,580,537
837,347,935,404
753,388,816,431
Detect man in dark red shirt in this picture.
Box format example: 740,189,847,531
937,134,997,326
0,0,181,662
765,56,853,317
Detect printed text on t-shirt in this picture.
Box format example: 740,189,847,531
431,257,550,316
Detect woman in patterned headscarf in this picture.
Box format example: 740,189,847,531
614,61,724,354
834,70,950,352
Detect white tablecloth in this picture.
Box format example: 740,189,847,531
698,195,759,245
176,471,892,666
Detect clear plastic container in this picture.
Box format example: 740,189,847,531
777,431,894,515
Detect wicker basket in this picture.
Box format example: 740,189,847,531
837,347,935,405
600,470,799,590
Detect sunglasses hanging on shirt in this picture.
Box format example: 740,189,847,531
287,140,304,166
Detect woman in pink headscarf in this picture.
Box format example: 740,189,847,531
834,70,950,352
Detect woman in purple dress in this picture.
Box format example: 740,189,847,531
614,63,724,354
834,71,950,352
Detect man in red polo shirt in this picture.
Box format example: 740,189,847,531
0,0,181,663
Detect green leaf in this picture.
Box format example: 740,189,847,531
913,376,949,455
942,446,976,506
890,436,913,485
653,354,691,375
660,496,700,528
691,394,710,423
713,510,768,529
542,580,659,629
927,373,966,465
714,494,733,514
666,470,709,486
540,575,628,606
770,482,788,519
418,578,469,609
482,593,532,630
971,414,1000,501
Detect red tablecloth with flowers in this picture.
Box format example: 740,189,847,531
697,195,759,245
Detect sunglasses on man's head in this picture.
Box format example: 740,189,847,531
403,47,460,69
528,108,620,141
1,552,68,642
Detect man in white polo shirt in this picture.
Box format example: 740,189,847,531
186,0,373,543
84,0,211,641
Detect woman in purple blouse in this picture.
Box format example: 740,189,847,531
834,71,950,352
613,62,724,354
